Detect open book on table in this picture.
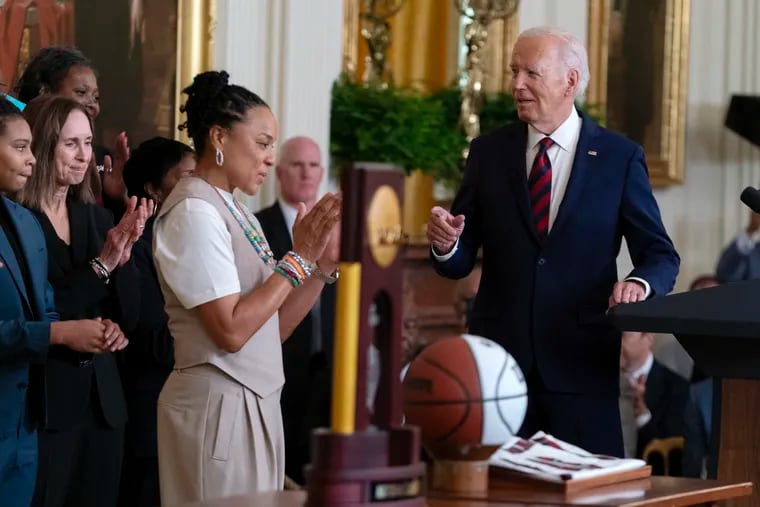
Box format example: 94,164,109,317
489,431,648,484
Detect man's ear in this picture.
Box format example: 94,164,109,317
566,68,580,97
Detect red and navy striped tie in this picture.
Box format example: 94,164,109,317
528,137,554,241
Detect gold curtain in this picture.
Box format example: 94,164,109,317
343,1,519,92
481,14,520,93
389,0,452,90
347,0,454,91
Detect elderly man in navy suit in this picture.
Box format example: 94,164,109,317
0,98,109,506
427,27,679,457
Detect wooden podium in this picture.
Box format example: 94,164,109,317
610,280,760,507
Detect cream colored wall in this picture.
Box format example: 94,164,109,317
518,0,760,291
212,0,344,211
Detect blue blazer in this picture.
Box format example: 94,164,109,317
0,196,57,505
434,115,679,394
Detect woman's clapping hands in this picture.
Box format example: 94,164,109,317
98,196,154,271
291,193,342,265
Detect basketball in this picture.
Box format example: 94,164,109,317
402,334,527,449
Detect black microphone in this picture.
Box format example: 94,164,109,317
740,186,760,213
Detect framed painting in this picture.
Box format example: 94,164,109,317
0,0,214,146
587,0,690,186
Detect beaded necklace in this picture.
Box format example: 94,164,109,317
213,187,276,268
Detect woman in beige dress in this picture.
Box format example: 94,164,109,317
152,71,341,506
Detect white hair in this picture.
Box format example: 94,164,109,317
516,26,590,100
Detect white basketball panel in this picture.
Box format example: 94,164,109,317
482,396,528,445
461,334,507,400
496,354,528,399
495,395,528,439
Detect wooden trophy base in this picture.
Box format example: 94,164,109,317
430,460,489,498
304,426,426,506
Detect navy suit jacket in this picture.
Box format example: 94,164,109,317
0,197,57,502
434,114,680,394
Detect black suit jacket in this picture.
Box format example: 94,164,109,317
120,218,173,457
255,202,336,363
33,200,138,431
255,201,335,481
637,359,691,457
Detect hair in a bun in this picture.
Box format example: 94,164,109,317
123,137,194,200
179,70,268,155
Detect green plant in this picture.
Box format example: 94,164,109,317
432,86,603,134
329,77,466,185
330,76,603,190
430,87,521,136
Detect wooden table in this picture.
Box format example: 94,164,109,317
180,477,752,507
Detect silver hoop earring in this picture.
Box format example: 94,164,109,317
215,147,224,167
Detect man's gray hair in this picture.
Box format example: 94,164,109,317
517,26,590,100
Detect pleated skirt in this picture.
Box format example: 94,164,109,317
157,365,284,506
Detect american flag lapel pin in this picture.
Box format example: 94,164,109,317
588,150,598,156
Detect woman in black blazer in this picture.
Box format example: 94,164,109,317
119,137,194,507
17,96,152,507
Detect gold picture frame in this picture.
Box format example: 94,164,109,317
0,0,215,145
587,0,690,186
175,0,216,144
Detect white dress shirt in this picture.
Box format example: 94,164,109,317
624,352,654,428
735,230,760,254
435,107,580,261
278,198,299,241
526,107,582,231
434,107,651,297
154,189,242,309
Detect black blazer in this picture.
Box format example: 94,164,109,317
637,359,691,456
255,201,336,364
256,201,336,480
32,200,138,431
120,218,173,457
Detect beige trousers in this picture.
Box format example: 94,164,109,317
157,365,284,507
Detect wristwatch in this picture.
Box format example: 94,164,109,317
312,264,340,284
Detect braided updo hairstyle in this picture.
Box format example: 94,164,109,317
179,71,268,156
